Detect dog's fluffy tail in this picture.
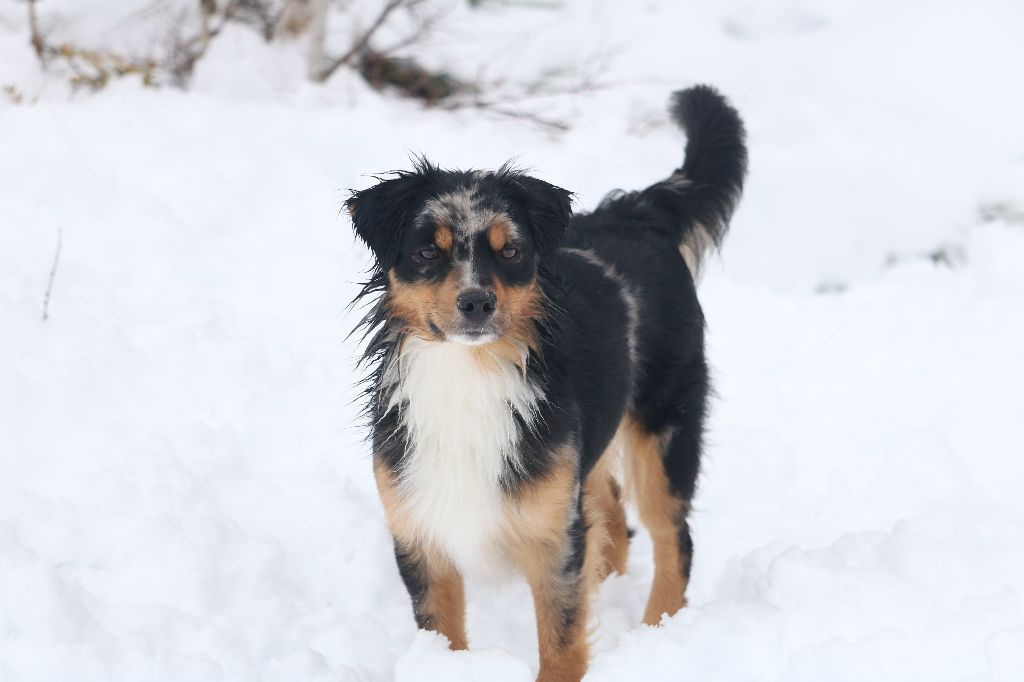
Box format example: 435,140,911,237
600,85,747,279
668,85,747,277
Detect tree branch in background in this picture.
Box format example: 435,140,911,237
318,1,608,131
275,0,330,80
304,0,329,80
167,0,244,85
42,227,62,322
371,0,448,61
274,0,317,38
438,52,614,132
455,101,570,131
317,0,470,103
22,0,155,88
53,43,157,90
199,0,217,51
317,0,408,82
18,0,604,133
357,49,464,102
227,0,277,39
27,0,46,66
470,0,562,7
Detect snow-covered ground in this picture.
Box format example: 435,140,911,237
2,1,1024,680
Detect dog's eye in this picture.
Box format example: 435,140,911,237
417,246,439,261
500,246,519,259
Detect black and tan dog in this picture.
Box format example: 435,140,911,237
347,85,747,681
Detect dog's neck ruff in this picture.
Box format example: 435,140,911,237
385,336,542,579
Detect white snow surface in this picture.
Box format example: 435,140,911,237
2,0,1024,680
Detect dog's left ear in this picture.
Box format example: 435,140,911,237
505,175,574,257
346,172,430,268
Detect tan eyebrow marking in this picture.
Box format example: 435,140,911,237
487,217,512,251
434,220,454,252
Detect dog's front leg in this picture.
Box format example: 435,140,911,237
375,462,468,649
392,538,468,650
520,518,590,682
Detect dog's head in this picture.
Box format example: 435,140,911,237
348,160,572,348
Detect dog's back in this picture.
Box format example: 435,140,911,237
558,85,748,479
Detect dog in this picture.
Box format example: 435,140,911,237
347,85,747,682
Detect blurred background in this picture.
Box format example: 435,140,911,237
1,1,1023,681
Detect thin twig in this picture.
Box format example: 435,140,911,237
374,2,450,58
439,69,613,133
42,227,62,322
27,0,45,65
446,100,569,131
167,0,239,84
474,0,562,8
318,0,408,82
199,0,216,51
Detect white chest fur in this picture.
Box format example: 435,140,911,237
387,337,540,579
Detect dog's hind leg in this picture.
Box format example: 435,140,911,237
585,459,630,580
622,413,699,626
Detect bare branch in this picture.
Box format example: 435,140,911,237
441,97,569,132
306,0,329,79
373,2,448,58
199,0,217,51
42,227,62,322
166,0,241,85
275,0,315,38
471,0,562,8
49,43,157,91
27,0,46,66
436,57,614,133
317,0,408,82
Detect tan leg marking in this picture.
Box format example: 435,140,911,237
504,455,592,682
586,461,629,580
621,415,690,626
416,549,468,650
375,461,468,649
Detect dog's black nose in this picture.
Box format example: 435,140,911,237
456,289,497,324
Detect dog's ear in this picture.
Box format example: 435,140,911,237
504,175,574,257
346,172,430,268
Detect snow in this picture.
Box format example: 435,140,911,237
2,0,1024,680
